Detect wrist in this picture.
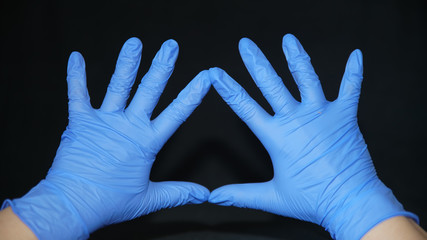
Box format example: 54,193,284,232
2,180,89,240
321,179,418,240
361,216,427,240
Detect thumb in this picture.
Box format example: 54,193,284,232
141,181,210,214
209,181,279,212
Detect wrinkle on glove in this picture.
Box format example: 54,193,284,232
208,34,418,240
2,37,211,240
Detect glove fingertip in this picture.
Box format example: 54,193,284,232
192,183,210,197
208,67,225,85
172,70,211,108
155,39,179,66
164,38,178,48
123,37,143,53
208,186,230,203
69,51,83,59
193,70,211,90
209,192,235,207
353,49,363,72
282,33,296,43
67,51,85,74
282,33,304,60
209,66,224,76
353,48,363,58
189,186,210,203
208,193,225,204
346,49,364,76
282,33,294,53
166,183,209,205
238,37,254,51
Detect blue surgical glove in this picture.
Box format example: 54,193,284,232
208,34,418,240
2,37,211,240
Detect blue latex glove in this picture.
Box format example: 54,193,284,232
208,34,418,240
2,38,211,240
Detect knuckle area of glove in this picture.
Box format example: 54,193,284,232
151,60,175,73
231,100,257,120
260,79,285,98
223,88,248,104
166,99,195,123
115,57,139,72
288,55,311,69
108,80,133,95
68,100,91,114
257,74,281,87
137,83,165,98
224,90,256,118
293,72,320,85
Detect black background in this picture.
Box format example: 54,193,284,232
1,0,426,239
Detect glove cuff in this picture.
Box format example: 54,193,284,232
323,180,418,240
1,180,89,240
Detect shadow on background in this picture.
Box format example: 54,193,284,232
91,208,331,240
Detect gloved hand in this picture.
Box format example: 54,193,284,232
2,38,211,240
208,34,418,240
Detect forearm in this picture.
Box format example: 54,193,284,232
0,207,37,240
362,216,427,240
